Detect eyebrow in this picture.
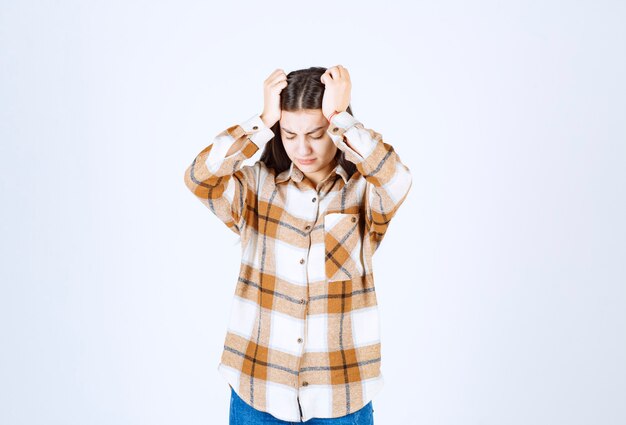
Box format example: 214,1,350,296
281,126,326,135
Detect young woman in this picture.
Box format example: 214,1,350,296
184,65,412,424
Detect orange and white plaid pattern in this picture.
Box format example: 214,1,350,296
183,110,412,421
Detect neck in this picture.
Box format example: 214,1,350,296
302,158,338,187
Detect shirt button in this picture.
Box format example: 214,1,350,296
297,338,303,343
305,225,311,230
302,381,309,387
299,258,305,264
351,217,356,222
332,127,339,132
311,197,317,202
300,298,306,304
252,125,258,130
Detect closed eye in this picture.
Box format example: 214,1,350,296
285,134,324,140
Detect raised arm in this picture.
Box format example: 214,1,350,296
183,113,274,235
327,111,413,251
184,69,287,235
320,65,412,251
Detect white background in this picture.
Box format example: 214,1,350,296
1,1,625,424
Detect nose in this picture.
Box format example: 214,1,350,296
295,139,313,156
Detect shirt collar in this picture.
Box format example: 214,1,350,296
275,161,349,184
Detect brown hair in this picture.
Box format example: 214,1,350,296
259,66,357,178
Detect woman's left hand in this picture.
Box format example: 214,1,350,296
320,65,352,121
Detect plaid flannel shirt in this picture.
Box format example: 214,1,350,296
183,110,412,421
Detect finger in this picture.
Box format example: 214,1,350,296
329,66,341,80
271,70,286,80
269,79,288,91
271,73,287,82
335,65,344,79
337,65,349,80
337,65,351,82
267,68,285,81
323,69,336,83
272,80,288,89
268,73,287,86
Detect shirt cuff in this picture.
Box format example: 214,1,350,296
205,113,274,171
240,112,275,151
327,111,377,161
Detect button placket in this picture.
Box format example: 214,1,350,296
296,193,317,399
297,194,316,383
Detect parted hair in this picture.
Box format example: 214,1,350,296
259,66,357,178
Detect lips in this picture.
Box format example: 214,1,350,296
297,158,316,164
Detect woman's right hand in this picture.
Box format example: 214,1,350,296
260,69,288,128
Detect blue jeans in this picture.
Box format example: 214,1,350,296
229,385,374,425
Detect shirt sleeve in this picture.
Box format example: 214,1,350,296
183,112,274,235
327,111,413,251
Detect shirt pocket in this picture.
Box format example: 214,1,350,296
323,212,364,282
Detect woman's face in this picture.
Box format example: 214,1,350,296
280,109,338,182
